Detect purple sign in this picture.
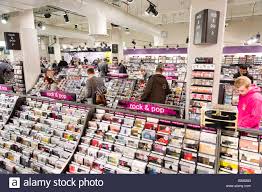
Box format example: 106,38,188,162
118,100,180,117
124,48,187,55
108,73,128,78
0,84,13,92
40,90,76,101
124,46,262,55
166,76,178,80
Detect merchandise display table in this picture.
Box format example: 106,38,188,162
0,92,260,174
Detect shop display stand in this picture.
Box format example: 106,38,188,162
29,68,88,102
0,92,261,174
220,54,262,105
0,94,20,128
214,128,222,174
62,109,94,173
0,94,90,174
66,105,225,174
189,58,214,121
13,61,26,95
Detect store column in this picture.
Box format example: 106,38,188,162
185,0,227,119
49,36,61,63
111,27,124,61
12,9,41,92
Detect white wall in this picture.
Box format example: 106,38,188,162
224,15,262,45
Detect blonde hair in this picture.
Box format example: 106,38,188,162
234,76,251,88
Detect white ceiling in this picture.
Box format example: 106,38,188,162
1,0,262,30
104,0,262,24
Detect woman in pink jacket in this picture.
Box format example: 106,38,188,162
235,76,262,129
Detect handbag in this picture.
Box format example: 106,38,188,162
96,92,107,106
90,77,107,106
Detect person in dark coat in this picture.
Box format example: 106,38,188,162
118,61,127,74
85,68,106,104
141,67,171,104
84,57,88,64
58,56,68,71
0,61,13,84
233,64,254,83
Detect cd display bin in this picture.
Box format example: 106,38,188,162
0,91,261,174
0,93,91,174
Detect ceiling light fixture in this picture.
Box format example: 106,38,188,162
75,24,78,29
149,42,152,47
37,22,46,30
132,40,136,45
145,0,158,17
127,0,134,3
1,14,8,24
125,28,130,34
144,45,146,49
64,13,69,23
44,13,51,18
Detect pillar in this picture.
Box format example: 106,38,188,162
49,36,61,63
88,12,107,35
185,0,227,119
111,27,124,61
20,10,41,92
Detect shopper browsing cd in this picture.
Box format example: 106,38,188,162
84,68,107,105
118,60,127,74
141,67,171,104
235,76,262,129
98,58,109,77
233,64,254,83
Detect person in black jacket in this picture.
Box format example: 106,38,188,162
233,64,254,83
141,67,171,104
58,56,68,71
0,61,12,84
118,61,127,74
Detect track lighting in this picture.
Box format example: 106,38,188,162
166,45,169,49
64,13,69,23
44,13,51,18
133,46,136,50
1,14,8,24
75,24,78,29
127,0,134,3
145,1,158,17
144,45,146,49
132,40,136,45
125,28,130,34
149,42,152,47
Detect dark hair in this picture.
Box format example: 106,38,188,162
87,68,95,74
156,67,163,73
239,64,248,69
